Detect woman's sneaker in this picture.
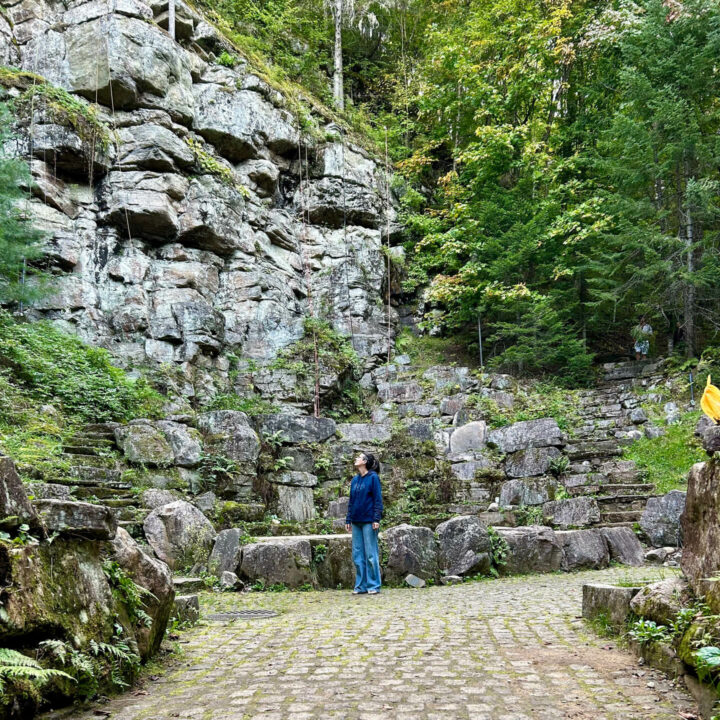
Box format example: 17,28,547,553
367,590,380,595
352,589,366,595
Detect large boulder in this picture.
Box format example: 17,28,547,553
499,477,557,507
239,539,313,587
141,489,179,510
486,418,563,453
640,490,686,547
542,497,600,529
257,414,337,444
115,421,175,466
143,500,216,570
600,527,644,567
33,499,117,540
377,381,423,404
681,461,720,609
557,529,609,571
312,535,355,589
0,456,40,531
583,584,641,631
197,410,261,464
110,527,175,659
208,528,244,576
630,577,691,625
448,421,487,457
436,516,491,576
504,447,561,478
494,526,563,575
277,485,315,523
382,524,438,583
156,421,203,467
337,423,392,445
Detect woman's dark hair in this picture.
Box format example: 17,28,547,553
362,452,380,472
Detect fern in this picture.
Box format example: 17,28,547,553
0,647,74,695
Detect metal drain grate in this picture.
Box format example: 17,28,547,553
206,609,279,621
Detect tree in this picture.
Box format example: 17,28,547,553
0,104,45,305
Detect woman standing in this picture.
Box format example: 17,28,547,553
345,452,383,595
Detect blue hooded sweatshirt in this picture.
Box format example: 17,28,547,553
345,470,383,524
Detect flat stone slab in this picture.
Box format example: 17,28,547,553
582,582,641,630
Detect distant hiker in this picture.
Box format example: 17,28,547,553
633,318,653,360
345,452,383,595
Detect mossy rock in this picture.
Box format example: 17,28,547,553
216,501,265,528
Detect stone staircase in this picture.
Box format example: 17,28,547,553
561,359,667,528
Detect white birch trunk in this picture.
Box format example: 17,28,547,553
333,0,344,110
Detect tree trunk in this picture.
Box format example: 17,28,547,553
683,164,696,359
168,0,175,40
333,0,344,110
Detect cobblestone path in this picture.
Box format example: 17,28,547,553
71,567,695,720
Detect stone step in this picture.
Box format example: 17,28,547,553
102,498,139,508
116,506,149,522
82,423,120,437
68,435,116,448
600,483,655,494
61,453,118,468
62,444,107,456
173,577,206,593
596,495,653,511
69,466,127,486
594,521,636,529
73,486,133,499
600,509,643,523
566,440,622,461
118,520,143,538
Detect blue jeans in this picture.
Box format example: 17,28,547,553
351,522,381,592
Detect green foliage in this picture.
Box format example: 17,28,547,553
216,51,240,68
0,312,163,422
514,505,543,526
628,619,671,645
0,647,74,699
548,455,570,477
585,612,616,639
695,646,720,686
205,392,277,415
185,137,249,196
312,543,327,566
487,526,509,576
623,412,704,493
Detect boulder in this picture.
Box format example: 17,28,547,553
0,456,41,530
25,483,72,500
702,426,720,454
110,527,175,658
115,422,175,466
33,499,117,540
257,414,337,443
582,584,641,631
405,574,425,588
327,497,349,519
448,421,487,457
499,478,557,507
440,395,467,416
646,547,672,564
542,497,600,529
681,461,720,609
313,535,355,589
629,408,648,425
504,447,561,478
600,527,645,567
156,421,203,467
450,458,495,481
695,416,714,437
640,490,686,547
557,529,609,571
486,418,563,454
240,539,313,587
208,528,244,576
143,500,216,570
383,524,438,583
630,577,691,625
377,381,423,404
141,489,178,509
337,423,391,445
173,594,200,624
194,491,217,514
494,526,563,574
421,366,474,392
436,516,491,576
277,485,315,523
220,571,243,590
197,410,261,464
644,425,665,440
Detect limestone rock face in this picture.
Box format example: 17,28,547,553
0,456,40,530
449,421,487,457
436,516,491,576
500,478,557,507
383,524,438,583
115,422,175,466
640,490,686,547
495,526,563,574
110,527,175,658
681,460,720,610
240,539,313,587
257,414,337,444
33,499,117,540
143,500,216,570
277,485,315,523
198,411,261,464
2,0,395,404
504,447,561,478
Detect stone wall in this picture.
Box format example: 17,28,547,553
0,0,395,401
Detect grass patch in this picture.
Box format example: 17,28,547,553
394,327,478,369
623,411,704,494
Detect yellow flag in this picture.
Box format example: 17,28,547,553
701,375,720,423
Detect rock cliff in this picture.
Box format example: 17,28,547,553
0,0,396,401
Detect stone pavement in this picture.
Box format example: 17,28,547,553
69,567,695,720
